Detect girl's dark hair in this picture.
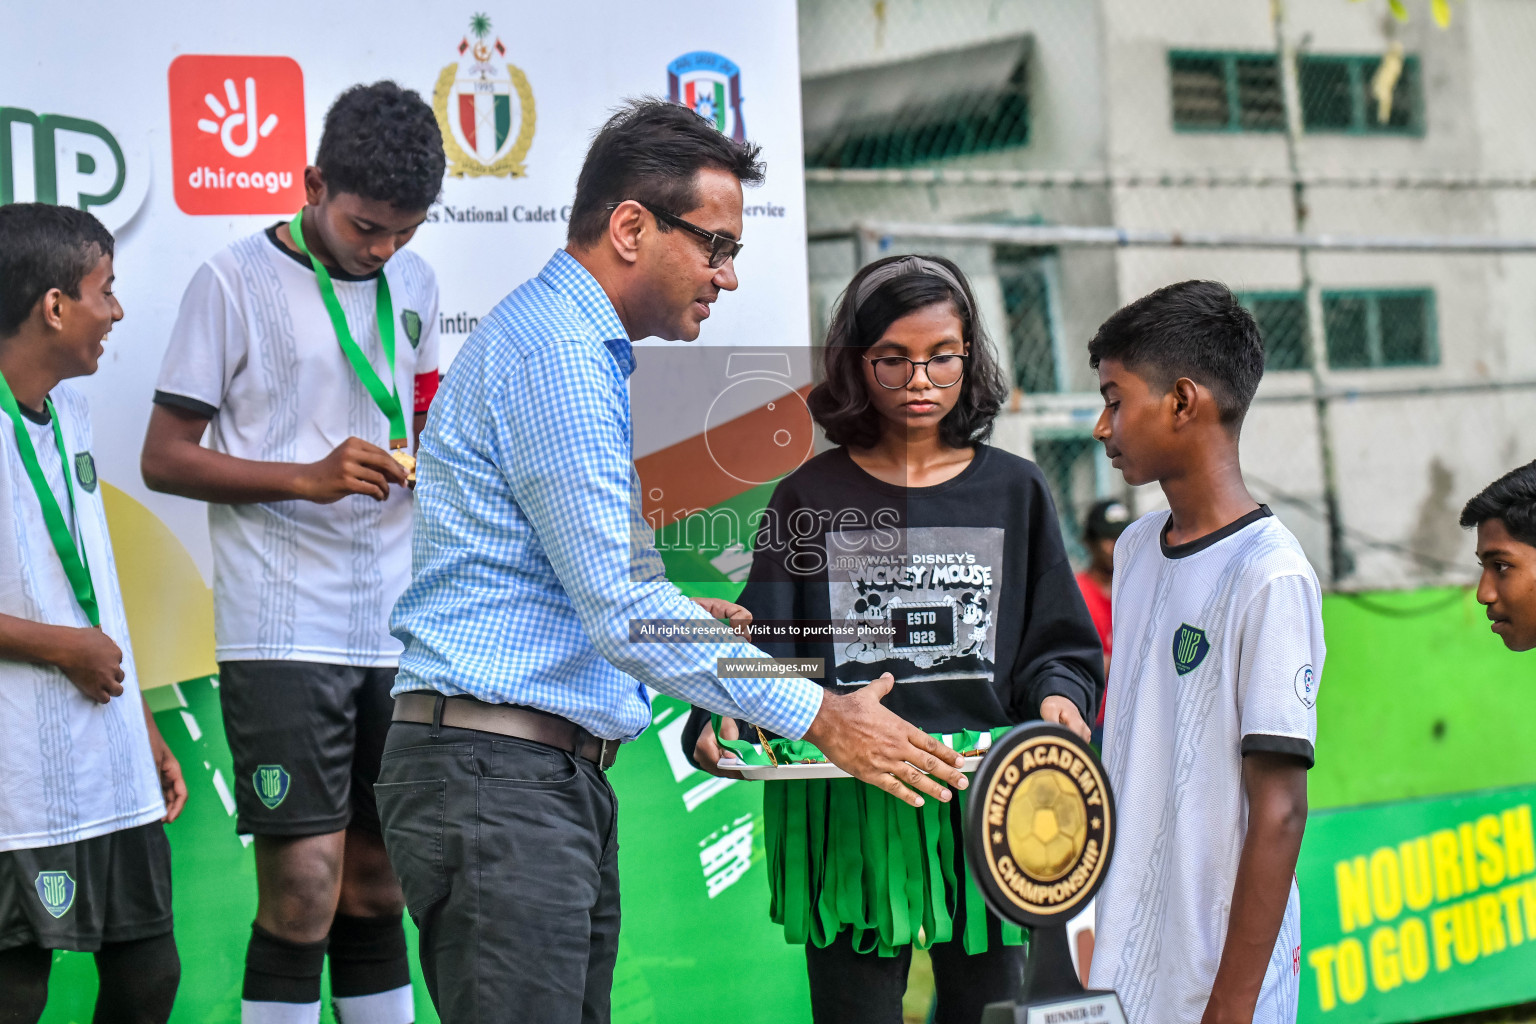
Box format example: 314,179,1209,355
808,254,1007,450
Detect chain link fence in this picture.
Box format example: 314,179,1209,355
795,0,1536,591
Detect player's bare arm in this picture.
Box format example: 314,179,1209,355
141,402,406,504
0,611,124,704
1203,751,1308,1024
141,696,187,822
1041,694,1091,741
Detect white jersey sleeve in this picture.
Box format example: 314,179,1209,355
1235,571,1324,766
155,261,245,414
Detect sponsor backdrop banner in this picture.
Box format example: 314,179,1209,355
1299,785,1536,1023
4,3,812,1021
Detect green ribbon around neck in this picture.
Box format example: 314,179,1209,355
0,371,98,627
288,209,406,447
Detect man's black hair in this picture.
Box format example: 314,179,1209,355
568,98,764,247
1460,460,1536,548
314,81,445,211
0,204,114,338
808,254,1007,449
1088,280,1265,428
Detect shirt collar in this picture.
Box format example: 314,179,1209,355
538,249,634,377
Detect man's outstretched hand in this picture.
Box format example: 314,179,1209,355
803,673,966,808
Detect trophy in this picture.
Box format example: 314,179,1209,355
965,722,1126,1024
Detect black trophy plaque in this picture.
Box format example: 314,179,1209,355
964,722,1127,1024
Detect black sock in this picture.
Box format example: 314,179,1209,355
327,913,410,998
0,943,51,1024
93,933,181,1024
243,923,328,1004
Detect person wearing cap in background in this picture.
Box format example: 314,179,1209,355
1076,498,1130,746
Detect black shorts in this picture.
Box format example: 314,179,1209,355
218,661,396,837
0,822,173,953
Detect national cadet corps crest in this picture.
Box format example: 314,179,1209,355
433,13,536,179
967,724,1114,926
667,51,746,142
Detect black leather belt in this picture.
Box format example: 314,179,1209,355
392,692,620,771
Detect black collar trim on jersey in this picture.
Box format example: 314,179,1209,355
264,224,381,282
16,400,50,425
1160,504,1273,559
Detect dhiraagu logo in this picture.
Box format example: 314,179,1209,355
253,764,291,810
0,106,148,231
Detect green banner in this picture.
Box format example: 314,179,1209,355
1300,784,1536,1022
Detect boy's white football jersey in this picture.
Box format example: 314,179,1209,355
0,384,165,852
1087,507,1322,1024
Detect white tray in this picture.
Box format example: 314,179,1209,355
717,755,985,781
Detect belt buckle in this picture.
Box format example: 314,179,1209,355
597,738,614,771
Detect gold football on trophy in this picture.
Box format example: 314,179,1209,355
1007,768,1088,882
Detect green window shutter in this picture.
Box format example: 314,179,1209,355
1170,53,1231,129
1239,292,1311,371
1234,56,1284,130
1377,291,1438,365
1323,294,1372,368
996,246,1058,395
1300,57,1356,130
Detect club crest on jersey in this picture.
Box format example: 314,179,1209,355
35,871,75,918
401,309,423,348
1294,664,1317,708
253,764,291,809
1172,623,1210,675
74,452,97,493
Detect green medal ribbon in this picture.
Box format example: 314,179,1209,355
288,210,406,447
718,718,1026,955
0,372,98,627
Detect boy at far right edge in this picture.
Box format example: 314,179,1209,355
1086,280,1322,1024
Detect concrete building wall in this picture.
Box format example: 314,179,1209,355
796,0,1536,588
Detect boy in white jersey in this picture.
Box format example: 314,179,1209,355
1084,281,1321,1024
1460,461,1536,653
141,82,444,1024
0,204,187,1022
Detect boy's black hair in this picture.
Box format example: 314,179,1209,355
1460,460,1536,548
314,81,445,212
0,204,114,338
809,254,1007,449
1088,280,1265,428
568,98,764,247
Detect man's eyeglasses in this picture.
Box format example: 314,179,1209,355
605,199,743,269
863,353,969,390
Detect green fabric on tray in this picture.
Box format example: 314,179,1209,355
718,719,1026,956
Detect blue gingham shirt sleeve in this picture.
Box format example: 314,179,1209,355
488,322,823,740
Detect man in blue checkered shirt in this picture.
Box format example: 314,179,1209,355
377,100,968,1022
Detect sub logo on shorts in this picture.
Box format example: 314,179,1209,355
74,452,97,493
1294,665,1317,708
35,871,76,918
401,309,423,348
1172,623,1210,675
253,764,291,809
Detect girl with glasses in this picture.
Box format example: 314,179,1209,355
682,254,1105,1023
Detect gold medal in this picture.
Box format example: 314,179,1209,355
389,447,417,490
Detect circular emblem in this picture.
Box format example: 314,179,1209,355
965,722,1115,926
